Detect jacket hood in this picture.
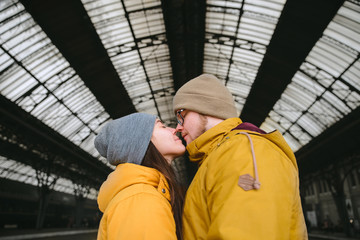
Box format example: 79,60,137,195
261,130,298,170
186,118,297,170
97,163,170,212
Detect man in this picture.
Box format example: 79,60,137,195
173,74,308,239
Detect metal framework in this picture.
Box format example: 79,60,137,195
0,0,359,198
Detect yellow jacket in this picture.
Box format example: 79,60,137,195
183,118,308,240
97,163,177,240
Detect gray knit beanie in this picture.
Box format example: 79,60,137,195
94,113,156,166
173,74,238,119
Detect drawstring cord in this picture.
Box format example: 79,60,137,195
237,132,261,189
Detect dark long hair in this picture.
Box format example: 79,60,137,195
142,141,184,240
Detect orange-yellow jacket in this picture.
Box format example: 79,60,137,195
183,118,308,240
97,163,177,240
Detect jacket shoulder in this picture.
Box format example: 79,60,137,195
100,184,176,240
111,183,168,206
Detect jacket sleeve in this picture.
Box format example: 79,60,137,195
204,134,307,240
106,189,177,240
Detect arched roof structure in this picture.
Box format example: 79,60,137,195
0,0,359,199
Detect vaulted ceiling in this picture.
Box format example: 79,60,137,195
0,0,359,198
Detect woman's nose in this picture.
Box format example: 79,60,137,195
170,128,177,135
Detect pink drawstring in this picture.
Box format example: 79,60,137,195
237,132,261,189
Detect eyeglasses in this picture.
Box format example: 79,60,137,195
176,109,185,126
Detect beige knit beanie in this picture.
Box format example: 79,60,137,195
173,74,238,119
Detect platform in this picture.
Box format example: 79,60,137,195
0,228,359,240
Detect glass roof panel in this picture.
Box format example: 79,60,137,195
125,0,159,12
204,0,286,111
0,1,110,163
82,0,174,124
261,0,360,152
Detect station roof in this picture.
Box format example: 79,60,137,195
0,0,359,199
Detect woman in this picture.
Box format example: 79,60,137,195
94,113,185,240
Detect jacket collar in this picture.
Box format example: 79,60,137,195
186,118,242,165
186,117,298,171
97,163,171,212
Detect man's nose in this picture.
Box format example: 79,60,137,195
175,123,183,132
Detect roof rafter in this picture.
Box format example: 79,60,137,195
240,0,345,126
0,95,111,188
20,0,136,119
161,0,206,91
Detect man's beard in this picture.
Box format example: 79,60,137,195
197,114,208,137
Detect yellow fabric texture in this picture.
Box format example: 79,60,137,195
183,118,308,240
97,163,176,240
